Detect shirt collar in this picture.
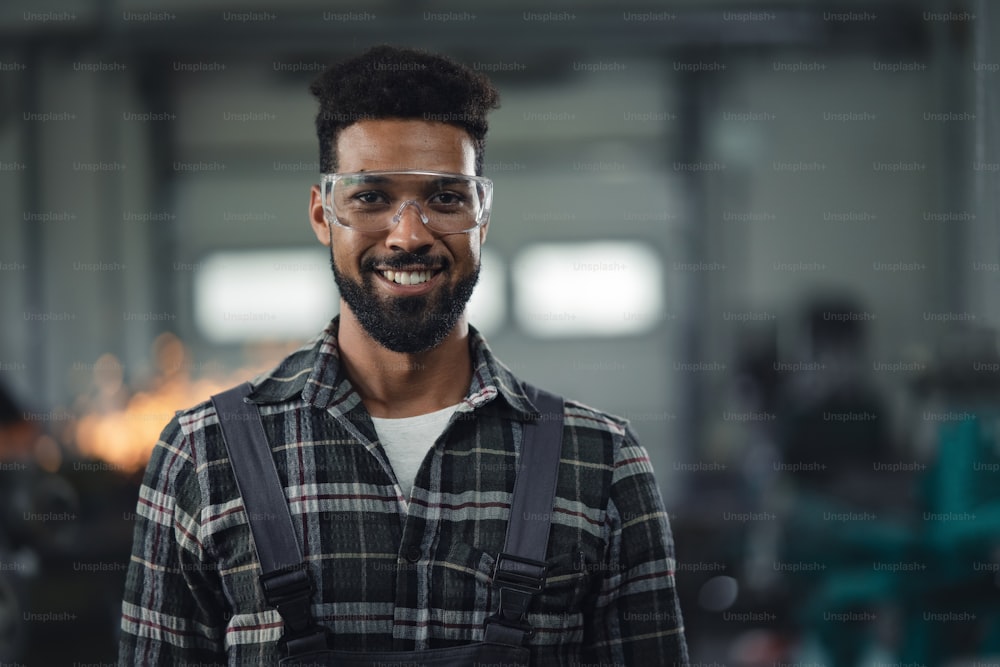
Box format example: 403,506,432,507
246,316,539,421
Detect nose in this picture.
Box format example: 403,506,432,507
385,199,435,253
392,199,429,226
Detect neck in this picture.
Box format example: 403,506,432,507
336,305,472,418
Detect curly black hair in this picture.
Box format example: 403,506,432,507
309,45,501,175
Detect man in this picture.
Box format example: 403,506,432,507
119,45,688,666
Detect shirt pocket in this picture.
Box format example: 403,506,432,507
429,541,498,642
433,542,592,646
527,550,590,644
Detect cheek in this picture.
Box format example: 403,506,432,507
450,236,481,265
331,233,365,270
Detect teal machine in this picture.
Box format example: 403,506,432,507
769,317,1000,664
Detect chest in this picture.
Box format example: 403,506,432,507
207,405,610,647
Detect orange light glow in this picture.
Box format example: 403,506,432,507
72,333,295,474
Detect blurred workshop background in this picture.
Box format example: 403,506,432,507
1,0,1000,664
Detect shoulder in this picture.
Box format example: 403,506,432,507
141,388,286,543
143,385,258,500
549,395,636,471
159,369,300,466
140,396,225,499
561,397,630,440
166,396,224,464
554,395,658,490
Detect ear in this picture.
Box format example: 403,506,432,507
478,214,489,246
309,184,331,246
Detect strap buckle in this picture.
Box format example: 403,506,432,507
259,567,327,655
486,586,536,636
492,552,548,591
484,552,548,643
260,566,312,626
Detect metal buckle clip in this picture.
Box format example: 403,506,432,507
260,567,328,656
492,552,548,592
260,567,314,633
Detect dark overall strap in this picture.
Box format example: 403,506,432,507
210,382,327,656
484,384,565,646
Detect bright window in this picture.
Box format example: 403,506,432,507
512,241,664,337
194,249,336,343
466,247,505,337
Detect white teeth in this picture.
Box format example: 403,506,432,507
382,270,434,285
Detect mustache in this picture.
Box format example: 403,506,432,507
362,253,449,271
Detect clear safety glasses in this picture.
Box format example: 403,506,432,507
320,170,493,234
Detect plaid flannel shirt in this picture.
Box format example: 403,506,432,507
119,317,688,666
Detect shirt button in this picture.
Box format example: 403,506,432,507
405,545,422,563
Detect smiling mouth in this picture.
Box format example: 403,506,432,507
377,268,443,286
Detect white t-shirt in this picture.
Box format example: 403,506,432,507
370,403,461,498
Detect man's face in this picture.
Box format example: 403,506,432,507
309,120,488,354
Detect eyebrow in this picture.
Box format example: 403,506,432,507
431,176,465,187
344,174,392,185
344,174,469,188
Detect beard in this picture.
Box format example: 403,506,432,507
330,248,480,354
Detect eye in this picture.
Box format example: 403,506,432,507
429,191,466,207
353,190,389,205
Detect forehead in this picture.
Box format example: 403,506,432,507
334,120,476,175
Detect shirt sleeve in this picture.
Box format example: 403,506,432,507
118,416,228,666
583,425,689,666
